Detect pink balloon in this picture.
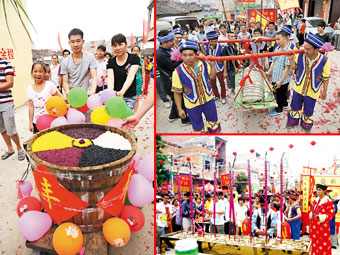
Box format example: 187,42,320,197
18,181,33,199
137,153,154,182
128,174,154,207
107,118,123,128
50,116,68,127
19,211,52,241
36,114,55,131
67,108,85,124
87,94,103,110
100,89,116,104
132,153,141,168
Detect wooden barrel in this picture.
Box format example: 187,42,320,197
24,123,137,233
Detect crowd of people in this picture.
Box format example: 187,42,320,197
157,13,335,133
156,183,339,254
1,28,154,160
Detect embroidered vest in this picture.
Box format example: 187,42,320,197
176,61,211,104
205,43,224,72
295,53,328,93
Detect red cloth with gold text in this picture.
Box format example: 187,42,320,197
310,196,335,255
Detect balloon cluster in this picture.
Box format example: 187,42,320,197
35,87,134,131
102,152,154,247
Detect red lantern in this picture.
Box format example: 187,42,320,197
288,144,294,149
240,178,242,181
174,159,178,163
284,171,287,174
260,173,263,176
159,160,164,164
269,147,274,151
242,219,251,235
17,196,42,217
216,154,220,158
282,221,291,239
186,157,191,162
250,149,255,154
233,152,237,156
311,141,316,146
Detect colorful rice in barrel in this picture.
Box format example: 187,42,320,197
32,128,131,167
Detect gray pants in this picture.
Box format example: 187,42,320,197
210,222,225,234
182,217,193,232
157,226,168,253
334,33,340,50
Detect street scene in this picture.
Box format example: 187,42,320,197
1,0,154,254
156,0,340,133
156,135,340,254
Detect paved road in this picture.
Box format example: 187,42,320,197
156,51,340,133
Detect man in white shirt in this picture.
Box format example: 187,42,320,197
50,54,60,88
209,193,226,234
237,25,251,40
156,194,172,251
218,24,229,46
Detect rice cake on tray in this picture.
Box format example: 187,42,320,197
161,231,310,254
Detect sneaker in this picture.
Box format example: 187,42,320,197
181,117,191,125
168,115,179,122
215,97,220,101
286,122,295,129
269,109,282,115
283,104,289,110
164,101,171,108
222,98,226,104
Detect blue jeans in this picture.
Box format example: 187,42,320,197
156,75,169,102
124,96,136,110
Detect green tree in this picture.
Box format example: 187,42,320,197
156,136,172,188
234,172,248,194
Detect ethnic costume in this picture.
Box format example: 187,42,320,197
287,33,331,131
172,40,220,133
205,31,226,100
310,184,335,255
286,190,302,240
171,28,183,52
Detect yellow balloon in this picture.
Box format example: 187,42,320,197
91,107,110,125
45,96,67,117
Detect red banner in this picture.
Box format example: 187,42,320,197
131,33,134,49
143,19,150,44
33,164,89,223
248,9,277,25
179,175,190,187
237,0,255,2
221,174,230,186
97,161,135,216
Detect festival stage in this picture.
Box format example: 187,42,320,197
160,231,310,255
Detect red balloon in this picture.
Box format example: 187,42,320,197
269,147,274,151
186,157,191,162
311,141,316,146
250,149,255,154
36,114,55,131
159,160,164,164
77,104,89,113
120,205,145,232
17,196,42,217
288,144,294,149
216,154,220,158
233,152,237,156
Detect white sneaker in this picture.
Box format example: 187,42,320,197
164,101,171,108
222,98,226,104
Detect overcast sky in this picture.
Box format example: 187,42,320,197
226,135,340,177
27,0,150,49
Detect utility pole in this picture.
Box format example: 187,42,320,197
220,0,227,21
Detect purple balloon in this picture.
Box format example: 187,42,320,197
50,116,68,127
128,174,154,207
100,89,116,104
67,108,85,124
87,94,103,110
19,211,52,241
